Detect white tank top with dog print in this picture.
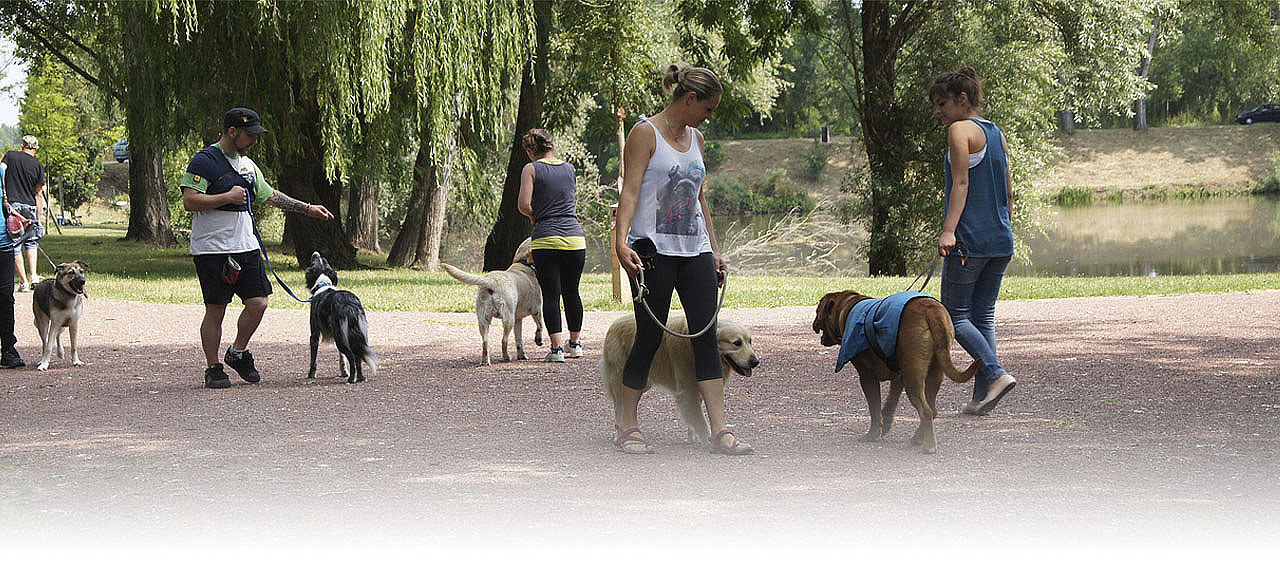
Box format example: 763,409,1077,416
626,117,713,257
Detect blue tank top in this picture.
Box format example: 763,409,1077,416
943,118,1014,258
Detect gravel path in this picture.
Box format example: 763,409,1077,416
2,289,1278,557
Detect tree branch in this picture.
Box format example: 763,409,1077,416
13,16,122,101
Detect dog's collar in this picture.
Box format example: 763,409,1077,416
517,259,534,268
311,284,335,296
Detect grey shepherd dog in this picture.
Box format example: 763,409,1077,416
304,251,377,383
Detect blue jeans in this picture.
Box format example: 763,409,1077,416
941,255,1010,401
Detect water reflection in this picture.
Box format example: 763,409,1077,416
1011,195,1280,276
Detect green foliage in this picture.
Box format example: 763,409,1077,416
708,168,813,215
800,141,828,181
18,58,119,213
1053,186,1095,207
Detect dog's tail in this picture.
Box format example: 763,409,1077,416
926,303,980,383
441,263,495,290
336,309,379,376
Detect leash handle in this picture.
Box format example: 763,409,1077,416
244,192,311,303
909,255,942,293
629,262,726,339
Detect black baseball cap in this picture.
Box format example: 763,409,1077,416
223,107,268,134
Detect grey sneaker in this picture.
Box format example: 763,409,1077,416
567,341,583,359
975,374,1016,415
961,400,984,415
223,347,262,384
204,364,231,389
545,347,566,363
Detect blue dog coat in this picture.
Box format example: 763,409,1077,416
834,291,931,373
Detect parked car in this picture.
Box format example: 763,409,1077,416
112,137,129,162
1234,103,1280,124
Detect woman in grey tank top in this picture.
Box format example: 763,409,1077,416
610,64,753,456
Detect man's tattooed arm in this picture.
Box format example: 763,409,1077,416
265,191,311,214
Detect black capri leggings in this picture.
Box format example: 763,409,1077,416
531,248,585,335
621,252,721,390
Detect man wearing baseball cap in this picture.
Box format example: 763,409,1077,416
180,107,334,389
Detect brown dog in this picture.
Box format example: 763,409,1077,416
812,290,979,453
33,261,89,371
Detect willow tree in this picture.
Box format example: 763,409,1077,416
5,0,189,247
387,0,531,269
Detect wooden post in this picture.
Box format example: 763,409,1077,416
610,203,621,303
610,106,627,303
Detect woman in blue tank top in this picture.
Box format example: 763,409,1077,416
930,66,1018,416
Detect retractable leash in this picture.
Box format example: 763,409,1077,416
243,192,311,304
629,263,727,339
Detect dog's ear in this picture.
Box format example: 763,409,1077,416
74,260,89,272
813,293,837,334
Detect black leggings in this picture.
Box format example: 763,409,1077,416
531,248,585,335
622,252,721,390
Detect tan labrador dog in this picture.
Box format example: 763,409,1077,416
600,315,759,445
32,261,89,371
812,290,979,453
441,238,543,365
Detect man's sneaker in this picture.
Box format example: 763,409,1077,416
567,341,583,359
961,400,984,415
223,348,262,384
545,347,566,363
204,364,231,389
0,348,25,369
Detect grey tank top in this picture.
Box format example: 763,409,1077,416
530,160,584,239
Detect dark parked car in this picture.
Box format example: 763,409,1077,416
112,137,129,162
1234,103,1280,125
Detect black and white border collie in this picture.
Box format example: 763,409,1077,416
304,251,377,383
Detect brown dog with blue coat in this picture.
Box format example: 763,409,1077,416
812,290,979,453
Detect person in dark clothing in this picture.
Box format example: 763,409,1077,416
0,164,25,368
1,135,47,292
516,128,586,363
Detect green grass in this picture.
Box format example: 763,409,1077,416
35,223,1280,313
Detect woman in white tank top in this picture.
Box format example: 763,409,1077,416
611,64,753,456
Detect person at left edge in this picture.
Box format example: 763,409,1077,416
180,107,334,389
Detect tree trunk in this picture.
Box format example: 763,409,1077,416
482,0,551,271
1133,15,1161,132
121,137,178,247
278,81,357,268
347,176,381,252
387,137,457,269
857,1,920,276
1058,109,1076,135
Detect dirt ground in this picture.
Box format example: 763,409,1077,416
2,289,1278,559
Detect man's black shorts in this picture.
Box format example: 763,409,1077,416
193,250,273,305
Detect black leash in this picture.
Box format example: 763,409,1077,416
245,196,311,303
909,244,967,293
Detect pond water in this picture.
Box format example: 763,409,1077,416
709,195,1280,277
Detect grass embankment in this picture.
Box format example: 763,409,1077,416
37,224,1280,313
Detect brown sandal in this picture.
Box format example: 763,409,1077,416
614,424,655,454
709,429,754,455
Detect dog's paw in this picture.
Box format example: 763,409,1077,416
36,362,49,371
72,359,85,367
858,431,882,443
516,353,528,361
534,337,543,347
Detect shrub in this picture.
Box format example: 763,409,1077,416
801,141,829,182
707,168,814,215
1052,186,1094,207
703,140,724,169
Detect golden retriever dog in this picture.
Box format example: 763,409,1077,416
32,261,89,371
600,314,759,446
441,238,543,365
812,290,979,453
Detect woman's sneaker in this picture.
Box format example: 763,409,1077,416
545,346,566,363
567,341,583,359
